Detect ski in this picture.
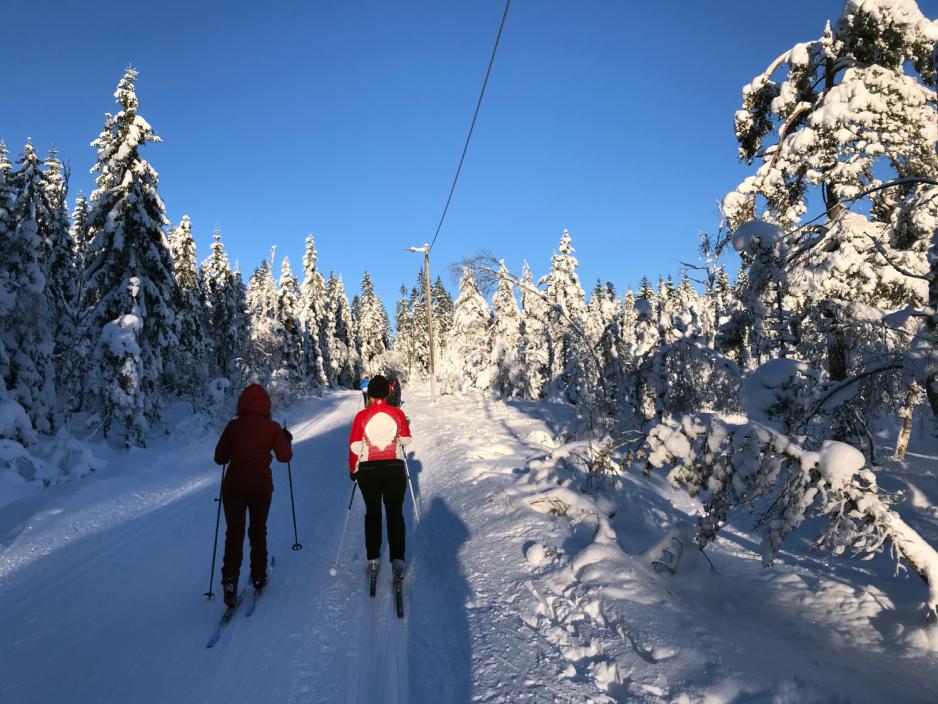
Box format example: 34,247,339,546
206,588,248,649
244,556,275,618
393,573,404,618
368,562,379,598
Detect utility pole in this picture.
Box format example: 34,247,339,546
407,245,437,402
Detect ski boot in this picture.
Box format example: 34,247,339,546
222,580,237,609
392,560,405,618
368,559,380,598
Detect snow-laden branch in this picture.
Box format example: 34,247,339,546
645,414,938,622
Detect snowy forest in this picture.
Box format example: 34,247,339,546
4,1,938,701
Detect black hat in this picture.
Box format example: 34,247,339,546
368,375,390,398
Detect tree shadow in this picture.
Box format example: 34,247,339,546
408,497,471,703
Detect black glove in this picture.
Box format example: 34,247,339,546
350,472,358,483
283,427,293,442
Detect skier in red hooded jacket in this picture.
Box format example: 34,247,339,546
214,384,293,606
348,374,412,581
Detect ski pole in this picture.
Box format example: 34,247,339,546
330,481,358,577
283,422,303,551
204,462,228,599
400,443,421,525
286,458,303,550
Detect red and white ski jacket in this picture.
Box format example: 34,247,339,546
348,399,412,475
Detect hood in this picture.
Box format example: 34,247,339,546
237,384,272,417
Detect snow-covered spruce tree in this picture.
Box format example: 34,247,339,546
409,273,432,377
350,294,362,356
432,275,454,361
540,229,589,402
168,215,209,397
201,228,249,381
617,288,637,362
245,257,279,385
325,272,360,386
637,275,655,303
70,193,91,270
394,284,414,378
490,261,525,397
273,257,306,394
441,268,492,394
518,261,550,399
2,141,58,433
585,280,619,346
299,235,329,389
582,280,629,412
628,294,661,426
78,69,181,443
42,148,80,403
649,272,740,419
357,272,390,373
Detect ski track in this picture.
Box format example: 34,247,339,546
2,386,938,703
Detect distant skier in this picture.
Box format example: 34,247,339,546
360,376,370,406
387,374,402,407
214,384,293,607
348,374,411,583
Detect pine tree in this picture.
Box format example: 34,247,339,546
274,256,305,391
201,228,248,380
490,261,524,396
0,141,57,432
541,229,588,401
432,275,454,358
168,215,209,395
638,276,655,302
394,284,414,377
519,261,550,399
325,272,359,386
350,294,362,356
442,268,492,393
299,235,329,388
71,194,91,264
357,272,390,372
42,148,80,403
0,143,17,407
724,1,938,440
245,256,279,384
79,69,180,443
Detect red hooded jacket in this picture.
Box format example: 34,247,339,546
215,385,293,473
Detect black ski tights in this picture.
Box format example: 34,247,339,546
356,461,406,562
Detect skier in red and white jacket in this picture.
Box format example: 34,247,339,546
348,374,411,579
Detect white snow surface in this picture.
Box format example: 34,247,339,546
1,387,937,703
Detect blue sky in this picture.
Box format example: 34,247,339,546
5,0,937,312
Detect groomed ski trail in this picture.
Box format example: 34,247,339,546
0,391,391,704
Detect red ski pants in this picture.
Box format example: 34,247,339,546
221,467,273,585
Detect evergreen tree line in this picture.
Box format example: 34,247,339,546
0,68,393,448
395,228,740,430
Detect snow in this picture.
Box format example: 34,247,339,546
731,219,783,254
0,398,34,445
1,386,937,703
817,440,866,490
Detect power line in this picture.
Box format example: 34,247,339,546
428,0,511,253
